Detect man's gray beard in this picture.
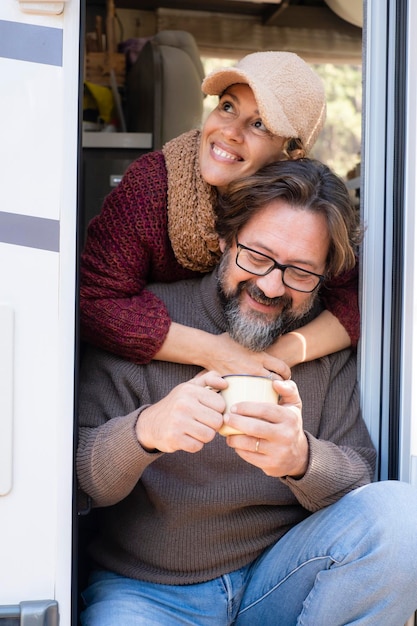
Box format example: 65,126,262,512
217,250,317,352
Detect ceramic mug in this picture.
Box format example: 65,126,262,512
219,374,278,436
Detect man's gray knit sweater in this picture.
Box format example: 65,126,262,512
77,270,376,585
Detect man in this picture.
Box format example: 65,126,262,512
77,159,417,625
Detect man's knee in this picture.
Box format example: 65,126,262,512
348,480,417,551
350,480,416,514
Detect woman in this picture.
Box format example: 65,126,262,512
80,51,358,378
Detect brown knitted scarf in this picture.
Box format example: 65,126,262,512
163,129,221,272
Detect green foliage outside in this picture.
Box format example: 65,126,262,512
310,64,362,180
202,58,362,181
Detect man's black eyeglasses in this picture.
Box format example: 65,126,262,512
235,241,326,293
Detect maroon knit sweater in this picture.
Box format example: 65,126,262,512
80,151,360,364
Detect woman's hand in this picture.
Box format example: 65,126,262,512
198,332,291,380
223,378,309,479
135,371,227,454
154,323,291,380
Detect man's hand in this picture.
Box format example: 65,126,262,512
136,371,227,454
223,379,309,478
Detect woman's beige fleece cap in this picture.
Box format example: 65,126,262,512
201,51,326,153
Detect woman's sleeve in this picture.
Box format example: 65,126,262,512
79,152,197,363
320,261,360,347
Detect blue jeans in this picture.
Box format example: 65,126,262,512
80,481,417,625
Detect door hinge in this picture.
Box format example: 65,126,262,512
18,0,70,16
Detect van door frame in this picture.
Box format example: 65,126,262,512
361,0,417,486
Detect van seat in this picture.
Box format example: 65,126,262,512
125,30,205,149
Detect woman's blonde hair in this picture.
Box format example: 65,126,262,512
281,137,306,161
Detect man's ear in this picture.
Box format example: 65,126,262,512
219,238,226,253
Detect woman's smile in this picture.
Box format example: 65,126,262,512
211,142,243,162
